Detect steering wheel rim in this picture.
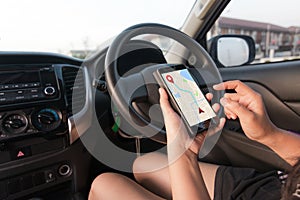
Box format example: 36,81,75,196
105,23,223,143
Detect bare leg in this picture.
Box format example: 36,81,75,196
89,173,165,200
133,152,219,199
133,152,172,199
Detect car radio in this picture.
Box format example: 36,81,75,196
0,67,59,105
0,66,68,141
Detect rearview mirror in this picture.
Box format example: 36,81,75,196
208,35,256,67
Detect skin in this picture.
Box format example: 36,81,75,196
159,88,225,200
89,80,300,199
133,152,219,199
89,88,224,200
133,80,300,200
213,80,300,166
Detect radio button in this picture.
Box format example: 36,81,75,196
28,83,40,88
31,94,40,99
14,84,20,89
15,96,25,101
0,98,7,102
23,83,30,88
32,83,40,87
30,89,39,93
44,86,56,96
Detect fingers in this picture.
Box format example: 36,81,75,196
223,93,240,119
159,88,176,119
224,110,237,120
205,92,237,119
206,117,226,137
212,103,220,113
216,117,226,131
220,97,253,120
205,93,222,118
224,93,240,102
205,93,213,101
213,80,253,95
214,81,254,120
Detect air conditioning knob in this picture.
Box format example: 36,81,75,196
32,108,62,131
2,114,28,134
44,86,56,96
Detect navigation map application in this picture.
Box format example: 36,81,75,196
162,69,216,126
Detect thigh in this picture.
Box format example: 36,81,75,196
198,161,219,198
133,152,219,199
133,152,172,199
89,173,165,200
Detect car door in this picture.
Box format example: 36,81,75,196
194,0,300,171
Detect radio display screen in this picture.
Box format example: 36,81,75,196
0,71,40,85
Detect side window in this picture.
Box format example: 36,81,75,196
208,0,300,65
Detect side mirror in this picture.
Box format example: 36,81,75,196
208,35,256,67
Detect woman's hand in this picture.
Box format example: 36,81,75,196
159,88,225,200
159,88,225,158
213,80,277,143
214,80,300,165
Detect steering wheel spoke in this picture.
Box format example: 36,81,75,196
117,73,148,105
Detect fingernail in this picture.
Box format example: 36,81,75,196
159,88,163,95
220,117,226,125
220,97,228,106
213,83,222,89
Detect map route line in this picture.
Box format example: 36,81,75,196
171,81,204,114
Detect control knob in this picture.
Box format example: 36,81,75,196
32,108,61,132
2,114,28,135
44,86,56,96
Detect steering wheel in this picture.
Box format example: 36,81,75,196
105,23,223,143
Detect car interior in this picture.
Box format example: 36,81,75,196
0,0,299,199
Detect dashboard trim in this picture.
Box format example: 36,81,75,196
68,66,93,144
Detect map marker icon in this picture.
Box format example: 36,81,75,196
166,75,174,84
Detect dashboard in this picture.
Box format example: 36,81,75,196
0,42,169,199
0,52,94,200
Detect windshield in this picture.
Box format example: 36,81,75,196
0,0,195,58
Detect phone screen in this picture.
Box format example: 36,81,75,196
161,69,216,127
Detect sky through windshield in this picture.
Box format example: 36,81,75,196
0,0,195,55
1,0,299,57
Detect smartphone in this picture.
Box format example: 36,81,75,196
154,65,217,136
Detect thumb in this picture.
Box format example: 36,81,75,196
159,88,176,118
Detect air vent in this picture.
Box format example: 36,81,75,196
62,66,86,116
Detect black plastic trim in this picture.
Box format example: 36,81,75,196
0,52,83,66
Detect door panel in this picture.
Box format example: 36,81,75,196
220,61,300,101
200,61,299,171
286,102,300,116
219,61,300,133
